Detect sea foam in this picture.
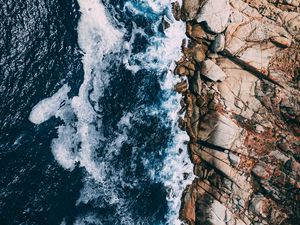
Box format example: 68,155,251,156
29,0,193,224
28,84,70,124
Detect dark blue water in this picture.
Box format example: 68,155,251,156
0,0,192,224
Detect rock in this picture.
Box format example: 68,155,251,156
250,196,270,218
255,124,264,133
190,24,207,41
252,163,272,180
225,19,293,74
209,200,233,225
180,184,197,224
270,36,292,48
193,46,206,63
173,0,300,224
207,52,219,59
211,34,225,52
217,58,261,119
228,152,240,166
175,65,189,76
201,59,227,82
197,0,231,33
208,114,242,149
181,0,203,21
171,1,181,21
191,71,202,95
175,80,188,93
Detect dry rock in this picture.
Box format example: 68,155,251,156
197,0,231,33
211,34,225,53
201,59,227,82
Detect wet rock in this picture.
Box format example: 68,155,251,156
171,1,181,21
181,0,203,21
197,0,231,33
188,24,207,42
180,184,197,224
193,45,206,63
201,59,227,82
175,64,189,76
175,80,188,93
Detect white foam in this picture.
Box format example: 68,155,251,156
160,74,194,225
144,1,195,224
123,0,194,223
52,0,123,180
74,213,102,225
28,0,193,223
28,84,70,124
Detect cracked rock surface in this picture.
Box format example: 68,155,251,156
174,0,300,224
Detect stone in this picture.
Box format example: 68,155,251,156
211,34,225,52
193,46,206,63
249,196,270,218
201,59,227,82
228,152,240,166
175,80,188,93
174,0,300,224
175,65,188,76
208,114,242,149
252,163,272,180
197,0,231,33
255,124,264,133
171,1,181,21
217,59,262,119
181,0,203,21
209,200,233,225
190,24,207,41
270,36,292,48
180,184,197,224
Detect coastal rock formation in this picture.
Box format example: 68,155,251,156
173,0,300,224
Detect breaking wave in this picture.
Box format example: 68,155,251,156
29,0,193,224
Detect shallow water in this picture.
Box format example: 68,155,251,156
0,0,193,224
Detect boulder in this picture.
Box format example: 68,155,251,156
201,59,226,82
181,0,203,21
193,45,206,63
197,0,231,33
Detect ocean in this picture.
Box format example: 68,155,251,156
0,0,193,224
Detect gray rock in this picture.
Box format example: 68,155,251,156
211,34,225,52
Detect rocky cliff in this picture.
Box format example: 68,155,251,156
172,0,300,224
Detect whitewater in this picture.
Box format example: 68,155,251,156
29,0,194,224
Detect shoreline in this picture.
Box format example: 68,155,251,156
171,0,300,224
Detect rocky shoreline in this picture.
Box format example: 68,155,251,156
171,0,300,224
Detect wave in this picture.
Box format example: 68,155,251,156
29,0,193,224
